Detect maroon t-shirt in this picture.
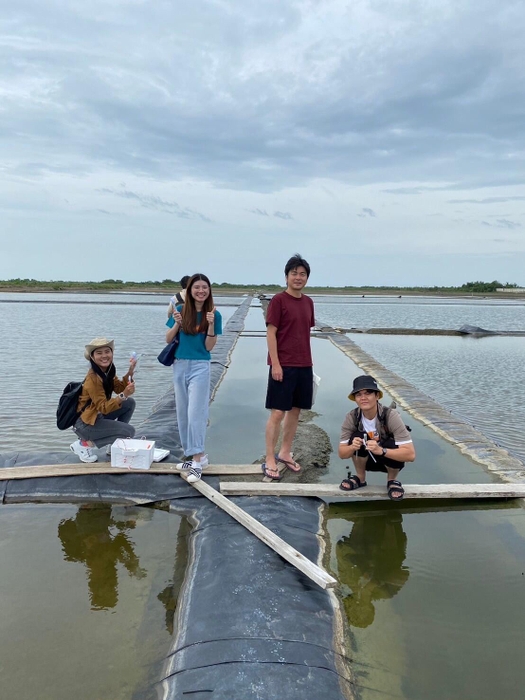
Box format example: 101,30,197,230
266,291,315,367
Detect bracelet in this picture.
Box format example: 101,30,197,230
207,333,217,337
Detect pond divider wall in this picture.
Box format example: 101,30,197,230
322,327,525,484
0,296,352,700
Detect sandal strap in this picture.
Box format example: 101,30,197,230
387,479,402,488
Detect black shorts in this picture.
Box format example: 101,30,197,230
350,431,405,473
265,366,313,412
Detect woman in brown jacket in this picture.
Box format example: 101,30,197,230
70,337,136,463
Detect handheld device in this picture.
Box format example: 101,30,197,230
129,352,138,383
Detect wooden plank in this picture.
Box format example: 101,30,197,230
183,475,337,590
220,482,525,499
0,464,261,481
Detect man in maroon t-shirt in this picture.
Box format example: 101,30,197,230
263,254,315,480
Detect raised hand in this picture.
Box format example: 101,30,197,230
206,307,216,325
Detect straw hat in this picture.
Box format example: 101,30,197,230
84,337,115,361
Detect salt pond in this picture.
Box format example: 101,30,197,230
2,292,525,700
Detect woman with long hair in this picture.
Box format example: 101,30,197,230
70,337,136,463
165,273,222,482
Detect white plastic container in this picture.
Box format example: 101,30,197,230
110,439,155,470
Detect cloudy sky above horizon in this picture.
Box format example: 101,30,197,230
1,0,524,286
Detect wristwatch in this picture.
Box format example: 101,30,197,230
118,393,126,401
382,447,388,456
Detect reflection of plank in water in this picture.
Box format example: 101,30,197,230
328,498,522,519
220,482,525,499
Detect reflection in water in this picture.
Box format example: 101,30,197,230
58,504,147,610
337,512,409,628
156,518,190,634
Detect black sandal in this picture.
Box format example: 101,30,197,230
340,474,367,492
387,479,405,501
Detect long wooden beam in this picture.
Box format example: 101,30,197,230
220,482,525,499
0,464,261,481
183,475,337,590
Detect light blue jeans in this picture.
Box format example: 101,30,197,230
172,359,211,456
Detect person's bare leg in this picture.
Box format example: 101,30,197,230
265,409,285,478
351,455,368,484
277,406,301,468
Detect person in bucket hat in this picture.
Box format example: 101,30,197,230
70,337,137,463
338,375,415,500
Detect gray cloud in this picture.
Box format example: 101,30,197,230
97,188,211,221
2,1,525,285
481,219,522,229
1,0,524,193
449,197,525,204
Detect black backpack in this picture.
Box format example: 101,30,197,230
56,382,91,430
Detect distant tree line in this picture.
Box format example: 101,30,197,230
0,278,521,293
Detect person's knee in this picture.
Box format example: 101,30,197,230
126,397,136,413
268,409,285,425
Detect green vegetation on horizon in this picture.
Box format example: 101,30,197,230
0,278,521,293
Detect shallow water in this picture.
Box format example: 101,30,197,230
313,295,525,331
0,503,186,700
205,314,525,700
2,295,525,699
327,503,525,700
347,333,525,463
0,296,235,452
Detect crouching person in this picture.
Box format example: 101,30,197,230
339,375,415,500
70,337,136,463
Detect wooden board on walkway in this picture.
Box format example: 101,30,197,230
220,482,525,499
0,463,261,481
184,475,337,590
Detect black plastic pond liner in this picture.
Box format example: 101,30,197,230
171,495,351,696
1,472,220,504
160,495,351,700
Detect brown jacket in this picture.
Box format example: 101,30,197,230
77,369,131,425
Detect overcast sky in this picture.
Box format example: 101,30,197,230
1,0,524,286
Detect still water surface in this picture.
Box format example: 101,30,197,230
0,296,235,452
349,333,525,462
2,293,525,700
313,295,525,331
0,503,186,700
206,322,525,700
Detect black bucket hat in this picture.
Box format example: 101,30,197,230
348,375,383,401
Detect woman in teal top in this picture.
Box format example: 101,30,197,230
165,273,222,482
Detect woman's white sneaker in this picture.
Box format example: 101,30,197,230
175,459,203,482
70,440,98,463
186,464,202,483
175,459,193,472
